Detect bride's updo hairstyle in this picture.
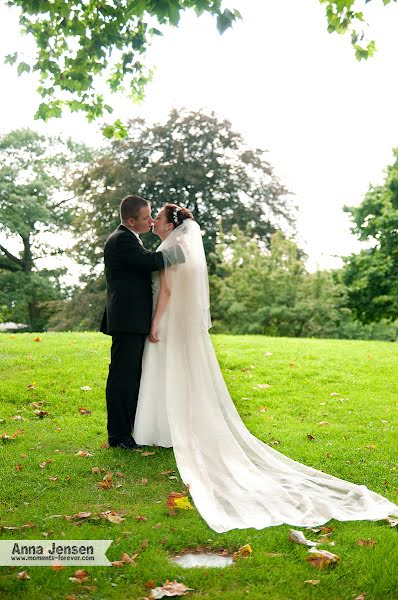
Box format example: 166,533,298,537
164,203,194,229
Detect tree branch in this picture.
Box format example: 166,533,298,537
0,243,21,265
0,259,22,272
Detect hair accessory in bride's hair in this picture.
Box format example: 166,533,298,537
173,207,182,224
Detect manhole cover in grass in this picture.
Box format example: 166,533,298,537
171,552,233,568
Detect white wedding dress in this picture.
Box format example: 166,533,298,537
134,221,398,533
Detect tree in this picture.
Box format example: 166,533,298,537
5,0,240,128
342,148,398,323
5,2,393,127
72,109,293,265
0,128,90,330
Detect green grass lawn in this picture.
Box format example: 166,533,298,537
0,332,397,600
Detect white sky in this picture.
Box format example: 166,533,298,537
1,0,398,272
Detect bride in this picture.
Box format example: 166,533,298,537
133,204,398,533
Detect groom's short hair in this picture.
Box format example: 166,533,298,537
120,195,149,222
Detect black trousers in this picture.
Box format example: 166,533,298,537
106,333,147,444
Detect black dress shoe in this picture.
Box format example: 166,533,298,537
109,438,141,450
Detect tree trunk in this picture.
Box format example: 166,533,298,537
21,235,39,330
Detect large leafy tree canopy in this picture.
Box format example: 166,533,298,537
72,109,293,267
5,1,395,126
343,148,398,323
0,128,90,330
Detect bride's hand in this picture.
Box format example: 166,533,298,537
149,322,160,343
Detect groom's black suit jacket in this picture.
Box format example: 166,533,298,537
100,224,165,335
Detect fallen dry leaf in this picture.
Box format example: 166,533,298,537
160,470,175,476
99,510,126,524
33,336,42,342
307,434,315,441
1,433,11,441
39,460,52,469
150,580,193,599
27,383,37,390
304,579,320,586
173,497,194,510
75,450,93,458
69,569,89,583
16,463,23,472
100,442,110,449
98,472,113,489
269,440,280,446
330,392,340,397
17,571,30,580
318,421,329,426
357,539,376,547
135,515,148,521
12,415,24,421
288,529,318,547
233,544,253,560
35,410,50,418
140,478,149,485
386,517,398,527
354,594,366,600
259,406,268,413
367,444,377,451
306,548,340,569
256,384,271,389
30,401,45,408
78,407,92,415
51,564,64,571
111,560,125,567
80,386,92,391
141,451,156,457
264,352,273,357
91,467,105,474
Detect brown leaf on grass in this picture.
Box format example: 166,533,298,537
354,594,366,600
160,470,175,476
141,451,156,457
120,552,137,564
153,523,162,529
386,517,398,527
99,510,127,524
306,548,340,569
145,580,155,589
78,407,92,416
30,401,45,408
49,476,59,482
35,410,50,418
72,512,92,520
290,361,296,368
100,442,110,449
80,386,92,391
150,580,193,598
1,433,11,441
256,384,271,389
232,544,252,560
135,515,148,521
269,440,280,446
91,466,105,474
115,472,125,478
111,560,125,567
12,429,25,438
307,434,315,441
51,564,64,571
259,406,267,413
139,478,149,485
69,569,89,583
75,450,93,457
357,539,377,547
12,415,24,421
33,336,42,342
318,421,329,426
16,463,23,472
330,392,340,397
264,552,285,557
39,460,53,469
27,383,37,390
304,580,320,586
17,571,30,580
166,492,187,515
98,472,113,489
367,444,377,451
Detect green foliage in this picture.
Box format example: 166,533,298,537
6,0,240,123
210,225,398,340
0,128,92,330
343,148,398,323
320,0,397,60
72,109,293,265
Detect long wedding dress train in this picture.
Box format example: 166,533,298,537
134,221,398,533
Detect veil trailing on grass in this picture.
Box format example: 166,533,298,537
134,220,398,532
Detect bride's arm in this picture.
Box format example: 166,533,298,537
149,270,171,343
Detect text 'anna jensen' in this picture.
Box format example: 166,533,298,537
11,543,94,555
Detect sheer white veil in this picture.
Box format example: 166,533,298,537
158,219,212,331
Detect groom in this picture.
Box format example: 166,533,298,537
101,194,174,449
